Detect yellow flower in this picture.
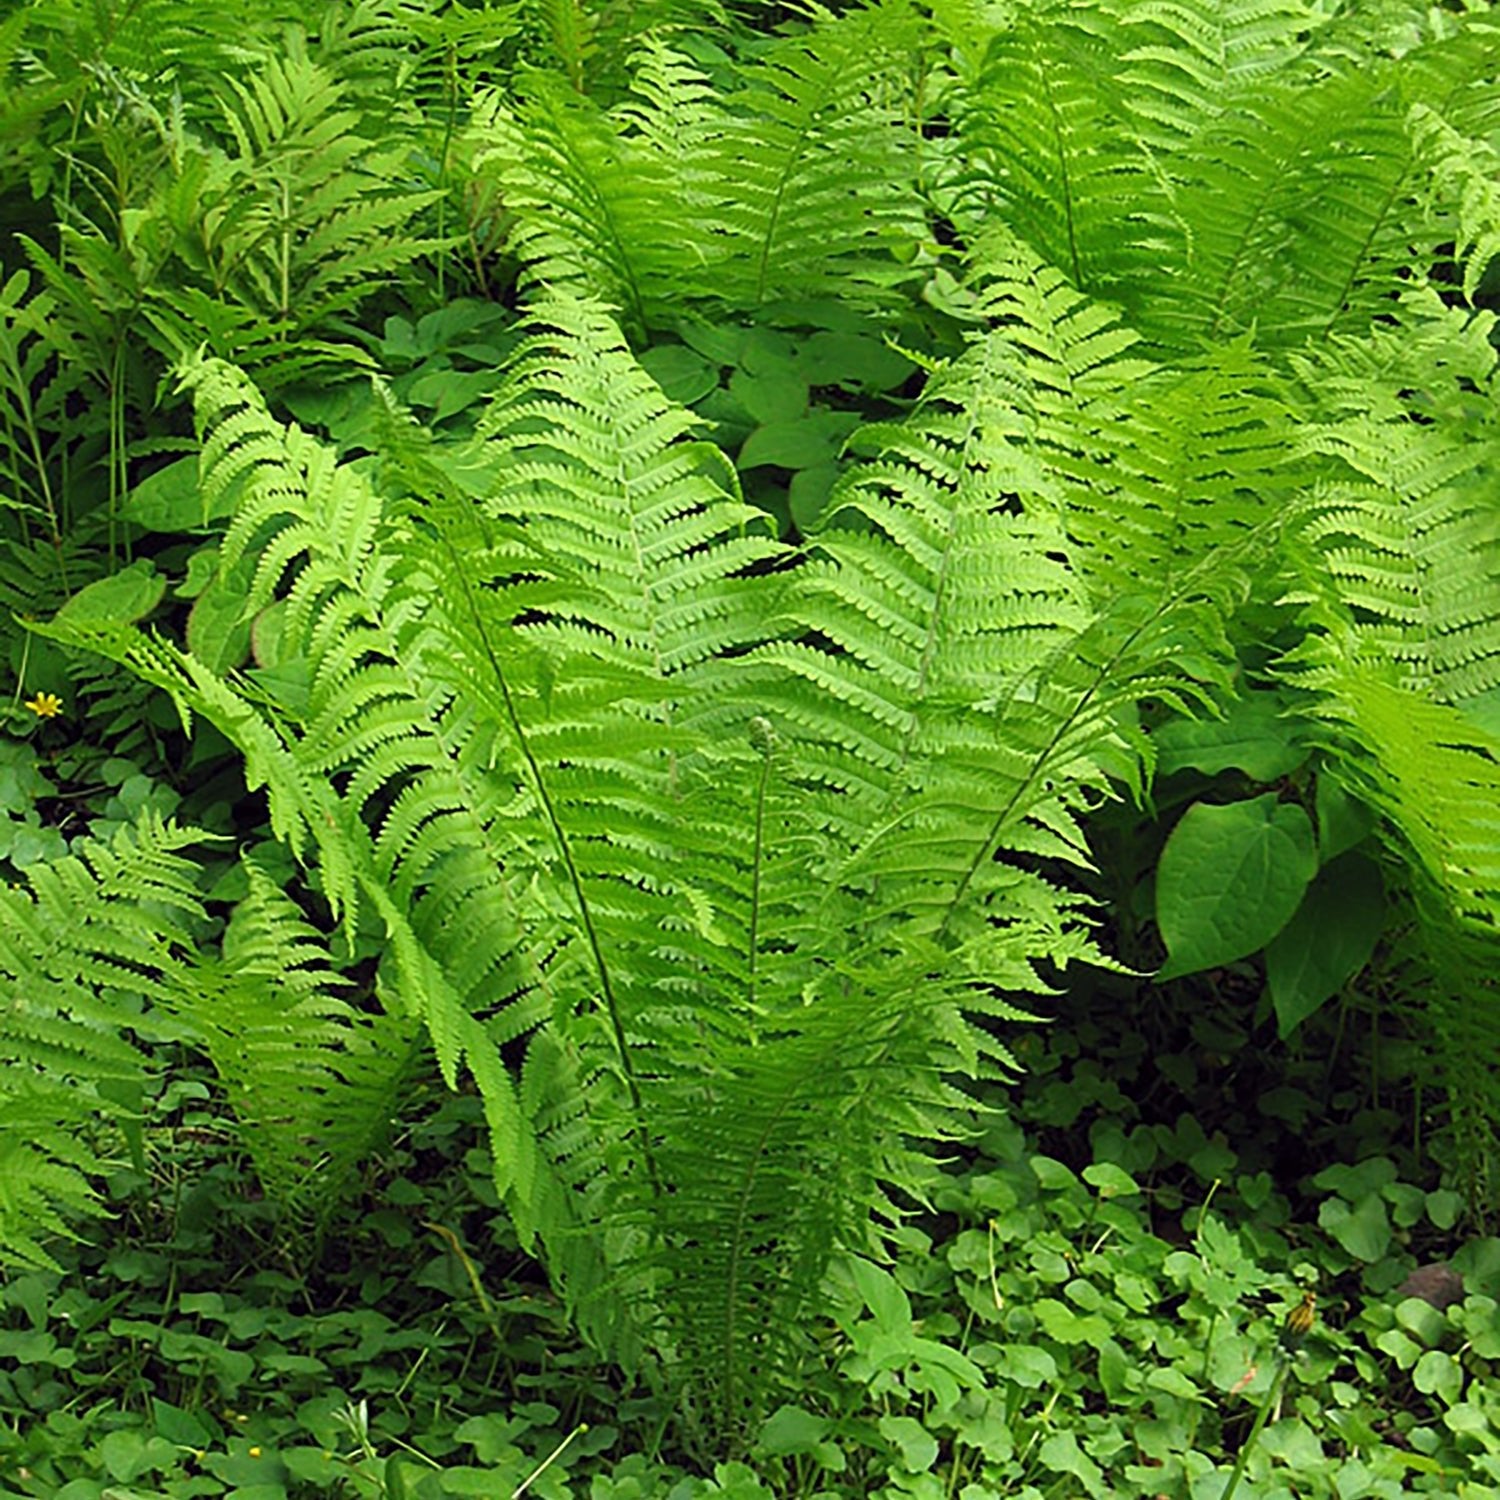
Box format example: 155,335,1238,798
23,691,63,719
1281,1290,1317,1348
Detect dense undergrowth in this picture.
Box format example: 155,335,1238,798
1,0,1499,1495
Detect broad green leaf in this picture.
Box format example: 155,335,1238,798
1266,853,1384,1036
878,1414,938,1472
385,1454,409,1499
1314,772,1376,862
1082,1161,1139,1197
1426,1189,1463,1230
1034,1297,1110,1345
1396,1296,1449,1348
187,564,253,673
639,343,719,404
848,1258,912,1334
759,1405,830,1456
708,1460,775,1497
124,456,230,531
676,316,742,367
1412,1349,1462,1404
738,411,858,470
1156,795,1317,980
730,365,808,424
54,561,165,627
795,330,913,390
1318,1193,1391,1262
1038,1430,1104,1485
1001,1344,1057,1387
1030,1155,1080,1190
177,545,222,600
1152,692,1307,780
405,368,497,422
790,461,839,532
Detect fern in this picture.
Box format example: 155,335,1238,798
1294,658,1500,1209
1410,102,1500,303
1106,0,1315,150
17,0,1500,1442
0,814,205,1271
175,859,428,1238
156,49,445,362
471,71,694,334
42,278,1289,1437
1285,291,1500,710
472,1,926,325
936,0,1201,311
705,0,926,307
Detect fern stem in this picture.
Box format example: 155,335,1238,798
109,338,125,568
436,41,461,304
435,528,665,1204
939,586,1178,937
745,717,776,1025
278,176,292,321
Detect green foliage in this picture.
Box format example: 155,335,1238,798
1,0,1499,1487
473,2,929,331
176,860,428,1237
0,814,204,1270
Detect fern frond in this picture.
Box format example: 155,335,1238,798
176,858,427,1235
471,72,697,334
0,814,207,1270
1288,387,1500,708
475,2,924,320
705,0,926,306
965,224,1256,593
949,3,1175,299
1107,0,1315,149
143,49,447,377
1410,102,1500,303
1139,68,1421,351
1294,657,1500,1204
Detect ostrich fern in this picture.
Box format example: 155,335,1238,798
7,0,1500,1451
42,286,1270,1438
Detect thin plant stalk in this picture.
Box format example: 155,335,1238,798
1220,1293,1316,1500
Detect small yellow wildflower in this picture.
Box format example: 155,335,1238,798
1281,1290,1317,1349
248,1447,262,1459
23,691,63,719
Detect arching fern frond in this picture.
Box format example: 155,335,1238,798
176,858,427,1239
1138,68,1420,353
704,0,926,307
472,1,925,323
949,2,1177,301
149,48,445,382
471,71,695,334
1295,659,1500,1207
1287,314,1500,708
1105,0,1315,149
0,814,206,1270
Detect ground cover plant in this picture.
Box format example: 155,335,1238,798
1,0,1499,1494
